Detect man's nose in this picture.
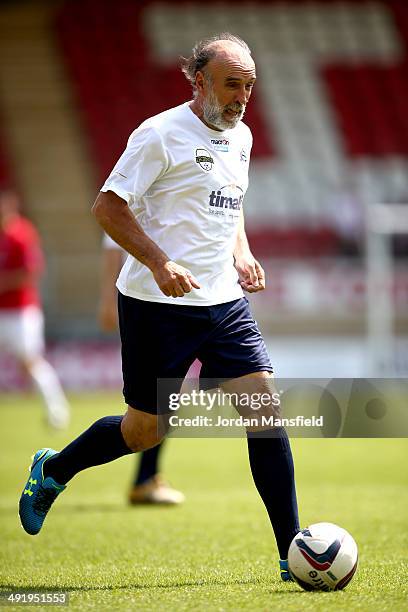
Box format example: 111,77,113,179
235,86,248,106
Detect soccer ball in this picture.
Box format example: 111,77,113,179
288,522,358,591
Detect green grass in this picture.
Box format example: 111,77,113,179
0,393,407,611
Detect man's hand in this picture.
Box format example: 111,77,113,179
234,255,265,293
93,193,200,299
152,261,201,298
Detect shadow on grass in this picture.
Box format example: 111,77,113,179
0,502,180,517
0,582,301,594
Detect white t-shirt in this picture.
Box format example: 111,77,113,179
101,101,253,306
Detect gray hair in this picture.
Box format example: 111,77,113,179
180,33,251,93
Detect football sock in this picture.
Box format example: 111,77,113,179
134,442,163,485
44,416,133,484
246,427,300,559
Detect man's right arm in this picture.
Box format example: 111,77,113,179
92,190,200,298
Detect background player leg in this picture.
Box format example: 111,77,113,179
129,442,185,505
127,362,200,506
22,356,70,430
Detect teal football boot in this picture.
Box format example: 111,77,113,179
280,559,294,582
19,449,65,535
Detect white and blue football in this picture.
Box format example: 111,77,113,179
288,522,358,591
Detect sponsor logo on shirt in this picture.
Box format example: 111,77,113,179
240,148,248,163
195,148,214,172
210,138,229,152
208,184,244,214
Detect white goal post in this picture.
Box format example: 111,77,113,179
365,203,408,376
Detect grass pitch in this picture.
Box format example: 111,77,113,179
0,393,407,611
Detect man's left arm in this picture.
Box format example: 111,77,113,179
233,210,265,293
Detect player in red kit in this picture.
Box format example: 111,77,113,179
0,189,70,428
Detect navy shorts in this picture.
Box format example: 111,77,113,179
118,293,273,414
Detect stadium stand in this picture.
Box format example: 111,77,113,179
54,0,408,258
54,0,273,184
0,1,100,335
0,0,406,375
0,116,15,189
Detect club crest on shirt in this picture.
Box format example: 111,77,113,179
195,147,214,172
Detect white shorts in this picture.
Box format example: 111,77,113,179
0,306,45,360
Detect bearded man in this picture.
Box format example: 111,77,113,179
19,33,300,582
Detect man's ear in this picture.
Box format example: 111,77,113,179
195,70,205,94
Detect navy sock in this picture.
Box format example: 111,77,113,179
44,416,133,484
134,442,163,485
247,428,300,559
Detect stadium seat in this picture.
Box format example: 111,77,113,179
54,0,408,257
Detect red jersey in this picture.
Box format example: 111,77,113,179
0,215,44,309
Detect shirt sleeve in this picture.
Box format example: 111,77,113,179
100,126,168,204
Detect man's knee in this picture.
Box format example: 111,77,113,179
121,405,166,451
221,371,281,424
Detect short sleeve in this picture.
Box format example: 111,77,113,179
100,126,168,204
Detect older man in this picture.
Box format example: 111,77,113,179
19,33,299,581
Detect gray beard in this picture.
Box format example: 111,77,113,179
202,88,245,131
